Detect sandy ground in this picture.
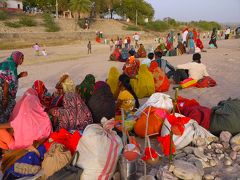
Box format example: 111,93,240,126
0,38,240,108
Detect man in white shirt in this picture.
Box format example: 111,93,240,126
182,28,189,47
175,53,209,83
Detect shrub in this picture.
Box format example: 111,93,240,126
145,20,170,32
4,21,22,28
0,10,7,21
19,16,37,26
192,21,221,31
42,13,60,32
125,25,141,31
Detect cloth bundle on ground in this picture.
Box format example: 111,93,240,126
0,88,52,150
76,119,123,180
210,98,240,135
106,67,120,97
44,128,81,155
148,61,170,92
52,92,93,131
110,48,121,61
177,97,212,131
180,78,197,88
130,64,155,98
2,145,46,180
87,81,115,123
42,143,72,178
122,56,140,78
196,76,217,88
161,113,216,149
134,107,167,138
135,93,173,118
75,74,95,103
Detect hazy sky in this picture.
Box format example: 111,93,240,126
145,0,240,23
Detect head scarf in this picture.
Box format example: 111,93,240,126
33,80,47,98
106,67,120,96
8,51,24,66
76,74,95,102
94,81,109,92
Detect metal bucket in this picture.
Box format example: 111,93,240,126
119,155,137,180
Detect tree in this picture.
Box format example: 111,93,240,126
70,0,91,18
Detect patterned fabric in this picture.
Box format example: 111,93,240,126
76,74,95,103
122,56,140,78
0,51,23,123
54,93,93,131
137,45,147,58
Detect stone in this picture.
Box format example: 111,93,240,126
215,149,223,154
194,137,206,147
186,154,196,159
230,133,240,145
204,174,215,180
222,142,230,149
220,131,232,143
210,159,217,167
157,168,178,180
217,154,224,160
194,148,208,161
207,145,212,150
214,177,222,180
224,158,233,166
173,160,203,180
188,157,210,168
138,175,156,180
174,153,186,159
211,143,223,149
232,144,240,152
183,146,194,154
230,151,237,160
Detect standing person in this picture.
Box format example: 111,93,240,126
109,39,114,52
87,41,92,54
225,27,231,40
124,37,128,48
209,28,218,48
127,36,131,49
0,51,28,123
177,32,183,44
166,31,174,51
182,28,189,47
133,33,140,48
33,43,40,56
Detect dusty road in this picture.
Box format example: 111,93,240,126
1,38,240,107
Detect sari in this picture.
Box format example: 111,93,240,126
121,47,129,61
110,47,121,61
131,64,155,98
76,74,95,103
53,92,93,131
123,56,140,78
0,88,52,150
88,81,115,123
0,51,23,123
149,61,170,92
196,38,204,50
137,45,147,58
106,67,120,97
166,31,174,51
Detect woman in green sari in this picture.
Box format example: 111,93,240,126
0,51,28,123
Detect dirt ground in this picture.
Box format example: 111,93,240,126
0,38,240,108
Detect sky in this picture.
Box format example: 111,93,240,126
145,0,240,23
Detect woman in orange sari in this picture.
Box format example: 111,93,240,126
149,61,170,92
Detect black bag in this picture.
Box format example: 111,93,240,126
47,151,83,180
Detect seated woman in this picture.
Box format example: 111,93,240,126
155,43,167,56
51,73,75,108
110,47,121,61
120,47,129,62
0,81,52,150
75,74,95,103
149,61,170,92
106,67,120,98
177,41,186,55
175,53,209,84
130,64,155,98
49,92,93,131
137,44,147,58
122,50,140,78
87,81,115,123
0,51,28,123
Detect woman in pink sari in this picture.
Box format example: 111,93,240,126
0,81,52,150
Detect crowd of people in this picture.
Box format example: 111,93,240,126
0,26,239,179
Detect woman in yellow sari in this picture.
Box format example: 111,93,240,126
106,67,120,98
131,64,155,98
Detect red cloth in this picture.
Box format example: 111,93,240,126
182,105,211,130
196,76,217,88
196,38,204,50
177,96,200,113
44,128,81,154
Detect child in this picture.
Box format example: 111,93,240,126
33,43,40,56
87,41,91,54
42,44,47,56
